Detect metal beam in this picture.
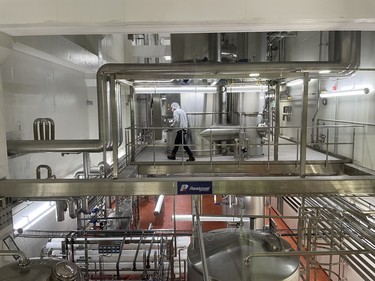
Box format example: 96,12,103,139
0,176,374,197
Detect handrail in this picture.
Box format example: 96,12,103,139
317,118,375,127
124,124,362,169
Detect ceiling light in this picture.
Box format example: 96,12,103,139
134,85,266,94
320,88,370,98
286,79,303,87
134,86,217,94
319,70,331,74
249,73,260,77
13,202,56,232
228,85,266,92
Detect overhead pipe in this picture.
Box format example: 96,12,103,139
97,34,361,78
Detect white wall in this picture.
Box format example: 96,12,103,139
318,32,375,169
2,51,90,178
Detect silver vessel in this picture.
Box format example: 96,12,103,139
0,257,84,281
187,228,299,281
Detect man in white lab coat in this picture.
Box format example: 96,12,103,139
167,102,195,161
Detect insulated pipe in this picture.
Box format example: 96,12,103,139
55,200,66,222
67,198,77,219
82,153,91,179
110,75,119,179
154,195,164,216
273,84,280,161
300,72,309,178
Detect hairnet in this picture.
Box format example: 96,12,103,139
171,102,180,110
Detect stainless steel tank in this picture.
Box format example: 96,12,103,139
0,258,84,281
241,91,265,157
187,228,299,281
221,196,265,230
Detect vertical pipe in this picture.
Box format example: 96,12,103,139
55,201,66,222
218,86,227,126
50,119,55,140
267,124,270,169
334,120,338,155
115,196,120,229
100,75,108,177
297,197,305,250
208,33,221,62
130,88,136,162
39,121,45,140
110,75,119,179
116,83,123,146
45,120,50,140
274,84,280,161
193,195,210,281
84,235,89,278
351,128,356,162
316,119,320,144
325,129,330,167
83,152,90,179
296,128,300,168
210,130,213,169
173,195,177,258
299,73,309,178
33,120,38,140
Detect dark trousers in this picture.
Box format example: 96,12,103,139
172,130,193,156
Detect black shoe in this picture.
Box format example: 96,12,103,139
167,155,176,160
186,155,195,161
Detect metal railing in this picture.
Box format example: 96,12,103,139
123,122,363,171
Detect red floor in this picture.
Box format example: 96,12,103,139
139,195,226,231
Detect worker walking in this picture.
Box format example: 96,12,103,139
167,102,195,161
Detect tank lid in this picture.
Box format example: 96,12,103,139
51,260,79,280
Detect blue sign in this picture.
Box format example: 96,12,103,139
177,181,213,195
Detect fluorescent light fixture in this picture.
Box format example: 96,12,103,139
134,86,217,94
134,85,266,94
286,79,303,87
319,70,331,74
320,88,370,98
13,202,56,232
228,85,266,92
249,73,260,77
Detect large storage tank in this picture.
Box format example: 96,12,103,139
187,229,299,281
0,258,84,281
